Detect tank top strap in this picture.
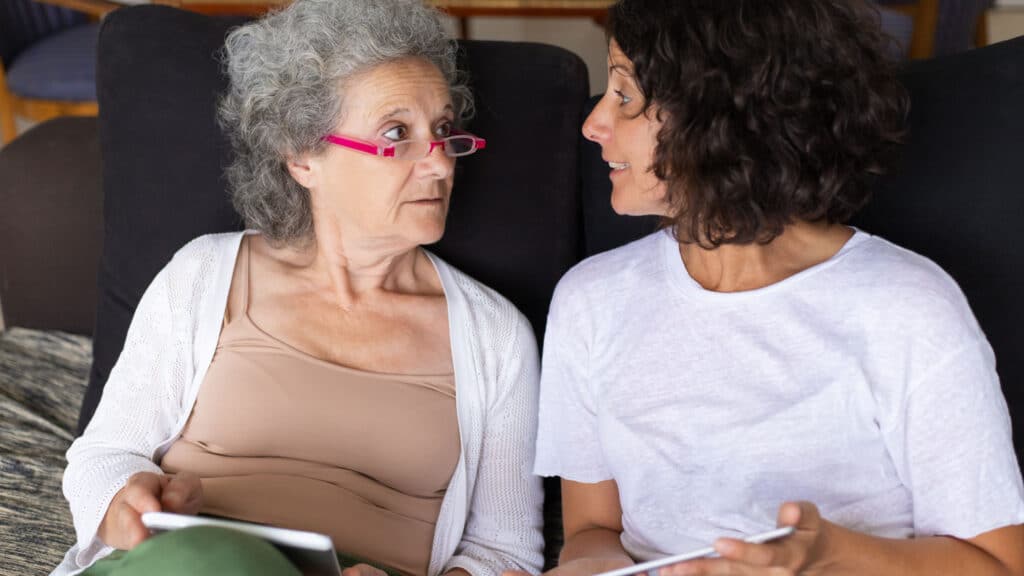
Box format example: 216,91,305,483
240,234,253,314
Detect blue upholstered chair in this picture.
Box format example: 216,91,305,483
878,0,994,59
880,6,916,59
0,1,106,144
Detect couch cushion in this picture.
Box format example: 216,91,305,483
852,35,1024,468
0,116,103,335
5,23,99,101
85,7,249,432
432,39,587,351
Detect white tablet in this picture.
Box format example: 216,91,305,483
141,511,342,576
594,526,795,576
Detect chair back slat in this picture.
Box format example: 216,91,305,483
0,0,87,68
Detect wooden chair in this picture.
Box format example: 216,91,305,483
0,0,117,144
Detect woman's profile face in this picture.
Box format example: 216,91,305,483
583,39,668,217
292,57,457,248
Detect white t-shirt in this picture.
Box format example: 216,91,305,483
534,229,1024,561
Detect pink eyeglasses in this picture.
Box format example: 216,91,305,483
322,130,487,161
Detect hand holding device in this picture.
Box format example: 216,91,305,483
594,526,795,576
141,511,342,576
658,502,832,576
98,471,203,550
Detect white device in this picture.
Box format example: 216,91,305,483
141,511,342,575
594,526,796,576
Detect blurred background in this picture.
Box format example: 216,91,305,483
2,0,1023,149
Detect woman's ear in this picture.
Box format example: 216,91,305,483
286,153,318,190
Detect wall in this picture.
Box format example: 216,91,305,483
987,8,1024,44
444,15,609,96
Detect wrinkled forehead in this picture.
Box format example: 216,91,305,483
340,58,453,123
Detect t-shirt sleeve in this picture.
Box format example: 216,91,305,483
885,322,1024,538
533,274,612,482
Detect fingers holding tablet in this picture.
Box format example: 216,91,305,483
595,526,795,576
691,502,825,575
656,502,829,575
98,471,205,551
160,471,203,515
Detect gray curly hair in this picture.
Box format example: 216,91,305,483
219,0,473,246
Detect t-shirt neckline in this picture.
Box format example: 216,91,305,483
661,227,868,301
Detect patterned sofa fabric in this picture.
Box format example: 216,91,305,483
0,328,91,575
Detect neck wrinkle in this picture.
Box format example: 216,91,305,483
302,206,422,309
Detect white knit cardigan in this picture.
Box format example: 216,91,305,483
54,232,544,576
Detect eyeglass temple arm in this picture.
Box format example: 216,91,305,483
323,135,388,156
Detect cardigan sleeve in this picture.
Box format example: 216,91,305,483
61,258,193,568
443,312,545,576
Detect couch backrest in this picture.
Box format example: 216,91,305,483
853,35,1024,468
580,36,1024,470
82,6,588,438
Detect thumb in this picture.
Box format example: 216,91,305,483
123,473,163,514
162,472,203,514
778,501,820,530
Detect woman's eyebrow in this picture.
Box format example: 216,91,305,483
373,103,454,123
609,64,633,77
375,107,410,122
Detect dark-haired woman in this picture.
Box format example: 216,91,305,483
526,1,1024,575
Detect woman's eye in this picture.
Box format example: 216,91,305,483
383,126,407,141
614,90,633,105
435,122,453,138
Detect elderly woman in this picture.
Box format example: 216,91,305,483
52,1,542,575
528,1,1024,576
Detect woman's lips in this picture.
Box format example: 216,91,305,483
608,161,630,178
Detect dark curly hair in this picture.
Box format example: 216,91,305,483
609,0,909,247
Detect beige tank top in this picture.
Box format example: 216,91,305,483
161,238,459,576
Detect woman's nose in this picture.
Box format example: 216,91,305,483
417,144,453,179
582,105,609,143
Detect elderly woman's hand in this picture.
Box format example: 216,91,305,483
657,502,833,576
97,471,203,550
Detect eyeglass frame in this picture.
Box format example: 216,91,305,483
322,129,487,160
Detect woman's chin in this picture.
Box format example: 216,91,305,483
610,185,670,217
410,221,447,246
610,192,653,217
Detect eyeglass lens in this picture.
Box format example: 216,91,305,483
393,136,478,160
